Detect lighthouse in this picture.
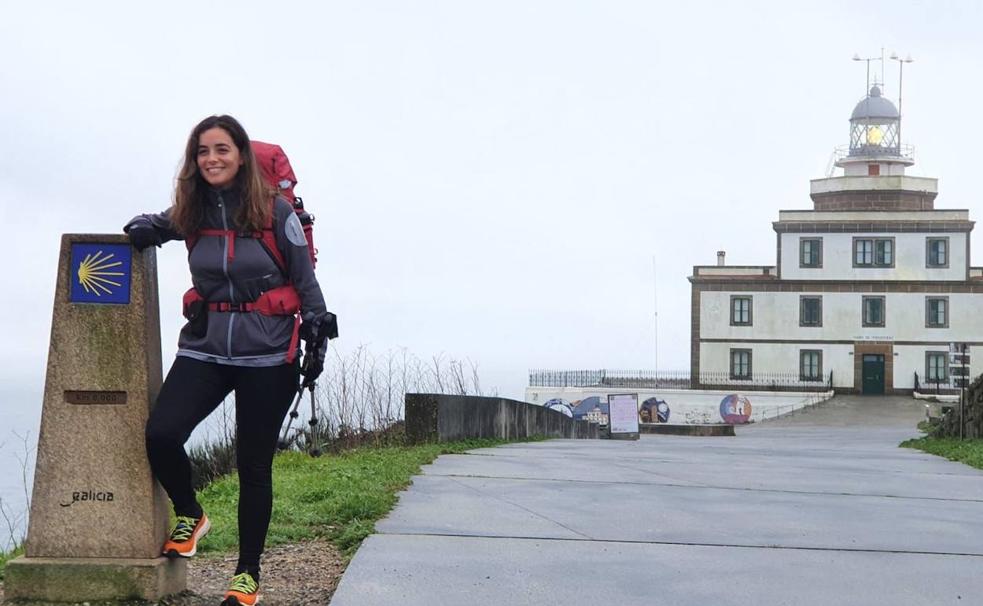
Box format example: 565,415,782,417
688,66,981,395
837,84,914,177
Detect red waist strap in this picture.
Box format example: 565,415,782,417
189,285,301,316
182,285,303,364
208,301,256,312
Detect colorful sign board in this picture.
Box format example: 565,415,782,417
69,243,132,305
641,397,670,423
720,394,752,424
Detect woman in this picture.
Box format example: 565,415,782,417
125,115,332,606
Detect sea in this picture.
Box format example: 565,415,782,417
1,385,41,551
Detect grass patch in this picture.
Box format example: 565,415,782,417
0,544,23,581
900,436,983,471
197,436,544,558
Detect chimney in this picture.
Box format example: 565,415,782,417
717,251,726,266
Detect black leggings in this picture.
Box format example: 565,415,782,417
145,356,298,572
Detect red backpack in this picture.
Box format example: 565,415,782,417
251,141,317,268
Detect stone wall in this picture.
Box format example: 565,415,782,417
405,393,598,444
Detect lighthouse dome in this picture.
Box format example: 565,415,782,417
851,86,899,121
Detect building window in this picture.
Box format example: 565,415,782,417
730,296,752,326
926,297,948,328
875,239,893,266
730,349,752,380
799,296,823,327
800,238,823,268
854,238,895,267
925,352,948,384
855,239,873,265
800,350,823,381
862,296,886,327
927,238,949,268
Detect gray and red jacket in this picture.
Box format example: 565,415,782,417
125,187,328,367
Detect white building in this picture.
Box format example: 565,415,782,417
691,83,979,395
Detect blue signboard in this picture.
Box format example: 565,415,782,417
69,243,132,305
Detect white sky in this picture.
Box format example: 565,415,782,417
2,0,982,429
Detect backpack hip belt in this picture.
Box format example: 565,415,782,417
182,285,303,364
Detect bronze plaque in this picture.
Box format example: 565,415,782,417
64,391,128,405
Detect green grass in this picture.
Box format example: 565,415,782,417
900,436,983,470
197,436,542,558
0,544,23,581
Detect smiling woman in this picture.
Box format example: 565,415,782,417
122,114,334,606
169,116,272,238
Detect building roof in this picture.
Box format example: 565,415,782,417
851,86,899,121
572,397,608,416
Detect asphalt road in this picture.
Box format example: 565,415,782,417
330,395,983,605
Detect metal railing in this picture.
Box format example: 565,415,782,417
826,144,915,177
914,371,955,395
529,369,833,392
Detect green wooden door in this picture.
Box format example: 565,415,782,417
862,354,885,394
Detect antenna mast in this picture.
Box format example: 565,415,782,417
652,256,658,373
890,51,914,148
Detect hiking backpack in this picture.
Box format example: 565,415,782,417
251,140,317,268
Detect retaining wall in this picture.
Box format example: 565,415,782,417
525,386,833,424
405,393,598,444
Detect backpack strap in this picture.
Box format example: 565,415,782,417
245,198,288,276
184,232,199,255
184,199,287,272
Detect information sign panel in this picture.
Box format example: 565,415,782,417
608,393,639,437
948,343,970,389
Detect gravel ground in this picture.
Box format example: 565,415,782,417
0,539,347,605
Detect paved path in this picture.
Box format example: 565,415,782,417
330,396,983,605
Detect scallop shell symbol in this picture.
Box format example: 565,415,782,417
77,250,125,296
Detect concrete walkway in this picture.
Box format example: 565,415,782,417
329,396,983,605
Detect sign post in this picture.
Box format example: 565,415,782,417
950,342,971,440
5,234,185,602
607,393,640,440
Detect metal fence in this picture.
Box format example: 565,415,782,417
913,371,958,395
528,369,833,392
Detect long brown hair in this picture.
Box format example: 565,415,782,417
171,115,272,236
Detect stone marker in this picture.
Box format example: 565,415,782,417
5,234,185,602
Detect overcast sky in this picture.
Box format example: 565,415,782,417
2,0,982,432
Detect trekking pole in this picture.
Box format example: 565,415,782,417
277,334,318,450
299,334,324,457
307,382,322,457
277,389,305,451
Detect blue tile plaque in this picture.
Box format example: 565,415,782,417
69,243,132,304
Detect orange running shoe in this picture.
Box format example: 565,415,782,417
162,513,210,558
222,572,260,606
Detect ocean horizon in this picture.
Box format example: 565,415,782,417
1,385,41,551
